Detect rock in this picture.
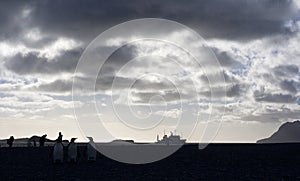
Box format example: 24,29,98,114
257,120,300,143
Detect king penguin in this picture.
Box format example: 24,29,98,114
68,138,77,162
87,137,97,161
53,140,64,163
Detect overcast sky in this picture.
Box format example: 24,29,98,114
0,0,300,142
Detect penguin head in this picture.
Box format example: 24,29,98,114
87,137,93,141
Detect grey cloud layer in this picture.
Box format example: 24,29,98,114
0,0,297,43
30,0,299,40
1,0,298,78
255,64,300,104
0,0,299,127
4,48,83,75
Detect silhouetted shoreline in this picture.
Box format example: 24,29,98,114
0,143,300,180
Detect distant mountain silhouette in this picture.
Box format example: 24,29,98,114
257,120,300,143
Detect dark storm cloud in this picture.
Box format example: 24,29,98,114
34,0,298,41
198,69,249,98
242,105,300,123
212,48,241,67
226,84,243,97
199,83,247,98
35,74,176,93
131,90,194,103
279,80,297,93
1,0,298,102
273,64,299,78
4,48,83,75
22,35,56,49
96,75,135,91
242,110,300,123
130,79,175,91
0,1,30,41
254,90,297,103
259,65,299,94
0,0,297,43
35,76,96,93
37,79,72,92
95,44,138,76
1,0,298,82
199,71,240,85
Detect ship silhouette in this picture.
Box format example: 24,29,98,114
155,131,186,145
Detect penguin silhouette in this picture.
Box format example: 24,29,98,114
87,137,97,161
7,136,14,147
56,132,63,142
53,139,64,163
39,134,47,147
68,138,77,163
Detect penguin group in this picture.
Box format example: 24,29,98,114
6,132,97,164
53,132,97,164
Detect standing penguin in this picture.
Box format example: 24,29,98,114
68,138,77,163
87,137,97,161
39,134,47,147
7,136,14,147
53,139,64,163
56,132,63,142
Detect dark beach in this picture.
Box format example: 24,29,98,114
0,143,300,180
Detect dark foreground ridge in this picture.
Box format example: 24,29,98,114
257,120,300,143
0,143,300,180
